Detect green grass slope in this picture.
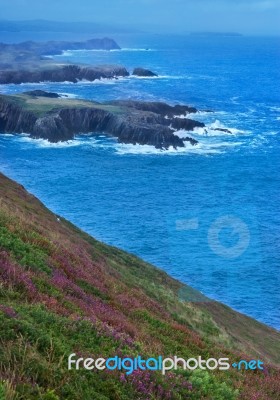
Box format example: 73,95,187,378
0,172,279,399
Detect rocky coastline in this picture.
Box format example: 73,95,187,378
0,37,230,149
0,37,121,71
0,65,129,84
0,91,205,148
0,37,160,84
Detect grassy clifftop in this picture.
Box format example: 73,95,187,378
0,93,123,117
0,172,279,399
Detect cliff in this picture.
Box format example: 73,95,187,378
0,92,203,148
0,64,129,84
0,173,279,399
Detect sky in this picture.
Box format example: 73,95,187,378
0,0,280,35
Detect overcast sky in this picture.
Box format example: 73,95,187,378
1,0,280,35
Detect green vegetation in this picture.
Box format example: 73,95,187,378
0,172,279,399
0,94,123,118
0,226,51,274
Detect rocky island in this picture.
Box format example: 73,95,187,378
0,91,206,148
132,67,158,77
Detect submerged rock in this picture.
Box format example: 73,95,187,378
213,127,232,134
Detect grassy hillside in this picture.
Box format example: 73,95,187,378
0,172,279,399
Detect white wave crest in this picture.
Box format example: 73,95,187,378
269,106,280,112
16,81,76,85
11,77,128,86
18,136,81,148
130,75,185,80
78,76,128,84
114,140,232,156
57,48,156,57
116,48,155,52
209,120,250,135
175,120,250,137
2,132,245,156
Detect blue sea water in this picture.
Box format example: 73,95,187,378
0,34,279,329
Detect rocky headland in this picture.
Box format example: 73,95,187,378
0,37,162,84
0,37,120,57
0,91,206,148
0,64,129,84
0,37,120,69
0,36,164,84
0,38,231,149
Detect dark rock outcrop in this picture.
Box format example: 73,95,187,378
171,117,205,131
213,127,232,134
107,100,198,116
0,95,201,149
23,90,61,98
132,68,158,77
0,65,129,84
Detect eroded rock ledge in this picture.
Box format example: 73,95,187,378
0,92,205,149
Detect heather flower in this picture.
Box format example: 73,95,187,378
0,251,37,298
0,304,17,318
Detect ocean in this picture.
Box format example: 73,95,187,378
0,34,279,329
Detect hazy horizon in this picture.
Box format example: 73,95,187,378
0,0,280,36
